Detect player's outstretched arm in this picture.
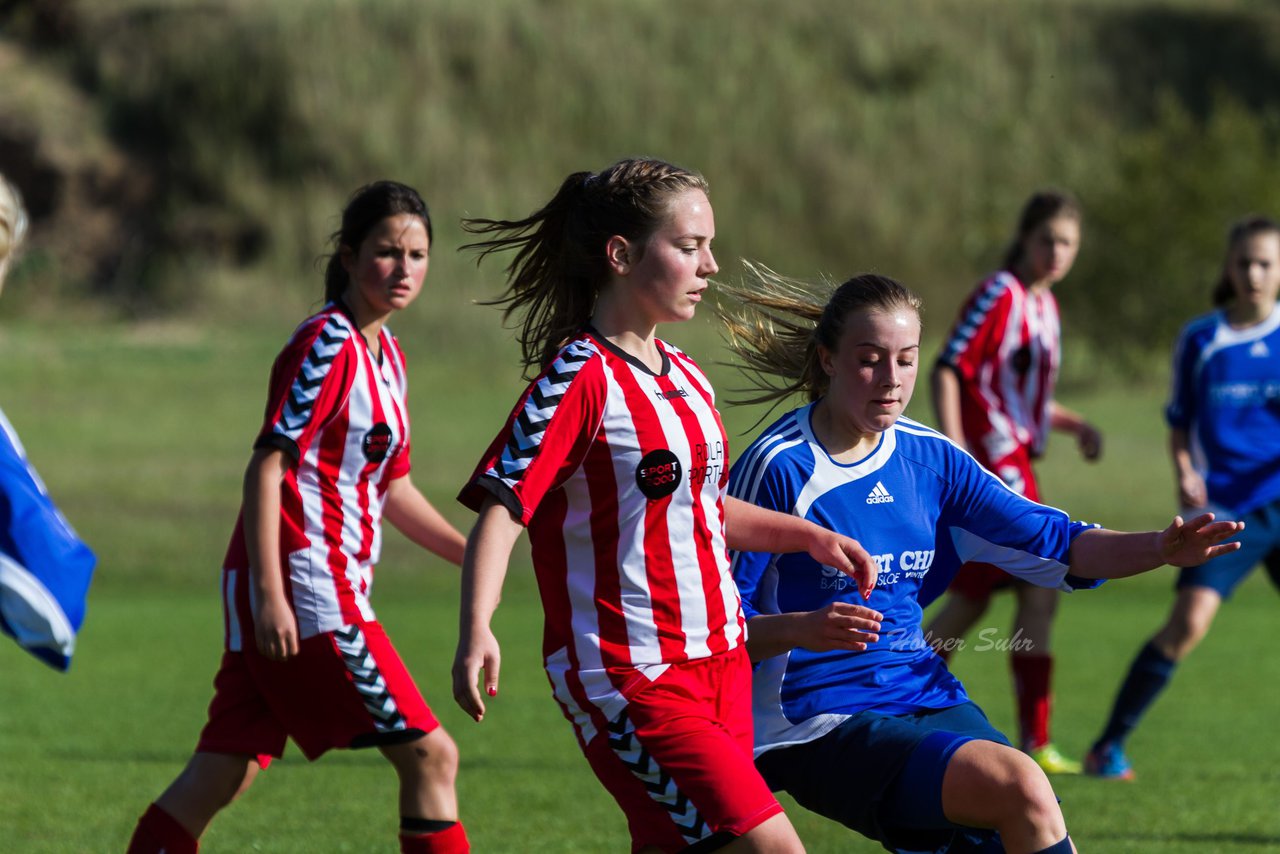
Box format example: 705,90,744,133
744,603,884,662
1067,513,1244,579
452,496,523,723
384,474,467,566
723,496,878,599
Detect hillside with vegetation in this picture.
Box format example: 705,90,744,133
4,0,1280,374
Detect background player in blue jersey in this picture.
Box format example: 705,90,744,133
717,264,1242,853
1085,216,1280,780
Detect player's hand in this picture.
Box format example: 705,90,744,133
1159,513,1244,567
806,529,877,600
797,602,882,652
452,627,501,723
1177,470,1208,509
254,595,300,662
1076,422,1103,461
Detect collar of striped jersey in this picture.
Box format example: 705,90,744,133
583,325,670,377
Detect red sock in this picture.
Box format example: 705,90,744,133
1011,652,1053,750
126,803,198,854
400,821,470,854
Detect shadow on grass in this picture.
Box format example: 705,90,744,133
1090,831,1280,848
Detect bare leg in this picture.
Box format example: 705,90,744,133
380,727,462,821
153,752,262,839
924,592,990,658
1011,582,1057,657
715,812,805,853
940,740,1069,854
1150,585,1221,661
636,813,805,853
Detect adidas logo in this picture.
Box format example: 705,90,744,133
866,481,894,504
1250,340,1270,358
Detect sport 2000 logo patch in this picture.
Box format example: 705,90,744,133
635,449,682,499
362,423,393,463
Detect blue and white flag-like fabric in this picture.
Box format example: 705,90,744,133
0,407,95,671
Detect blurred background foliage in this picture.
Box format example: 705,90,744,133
4,0,1280,378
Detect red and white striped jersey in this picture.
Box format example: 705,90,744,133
937,271,1061,463
221,303,412,651
460,329,745,735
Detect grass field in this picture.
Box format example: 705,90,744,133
3,317,1280,852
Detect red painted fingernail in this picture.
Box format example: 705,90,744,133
487,686,497,697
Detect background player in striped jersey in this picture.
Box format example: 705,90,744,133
718,265,1242,854
452,157,878,854
1086,216,1280,779
128,182,471,854
924,191,1103,775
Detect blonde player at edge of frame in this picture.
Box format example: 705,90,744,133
127,182,471,854
717,263,1243,854
452,157,880,854
0,173,97,671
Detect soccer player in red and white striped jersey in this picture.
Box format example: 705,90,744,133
452,158,877,854
926,191,1104,776
128,182,471,854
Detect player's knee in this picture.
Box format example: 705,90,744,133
1159,611,1213,659
999,753,1063,835
392,728,460,786
166,754,258,814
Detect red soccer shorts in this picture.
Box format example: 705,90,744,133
583,646,783,853
949,445,1042,600
197,621,439,765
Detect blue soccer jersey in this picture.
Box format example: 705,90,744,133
1166,305,1280,517
728,404,1097,755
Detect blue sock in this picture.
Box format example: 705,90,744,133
1097,642,1176,748
1032,836,1072,854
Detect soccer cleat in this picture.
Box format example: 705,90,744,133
1027,742,1083,775
1084,741,1135,781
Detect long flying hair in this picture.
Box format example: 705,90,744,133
462,158,709,375
718,261,922,415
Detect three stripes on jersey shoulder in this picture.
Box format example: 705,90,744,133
280,316,352,434
942,272,1010,361
496,340,595,482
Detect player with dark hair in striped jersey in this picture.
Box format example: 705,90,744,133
452,158,878,854
128,182,471,854
926,190,1103,776
717,264,1242,854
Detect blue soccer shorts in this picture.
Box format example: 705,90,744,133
1177,497,1280,598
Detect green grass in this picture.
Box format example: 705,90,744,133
3,319,1279,851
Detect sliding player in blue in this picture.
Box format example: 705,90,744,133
718,264,1243,854
1086,215,1280,780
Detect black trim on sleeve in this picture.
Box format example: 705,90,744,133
473,475,528,524
253,433,301,465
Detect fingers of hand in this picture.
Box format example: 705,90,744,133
451,659,486,721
